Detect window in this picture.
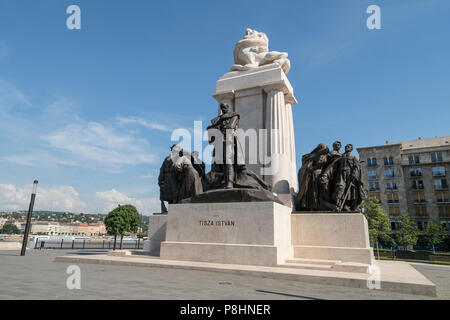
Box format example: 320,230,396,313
389,206,400,215
431,152,443,163
410,167,422,177
408,155,420,164
434,179,449,190
439,206,450,218
441,221,450,232
367,157,378,167
383,157,394,166
384,169,395,178
368,170,378,179
387,193,399,203
369,193,381,202
412,180,424,190
432,166,446,177
369,182,380,191
391,221,399,231
413,192,426,203
386,182,398,190
415,206,427,217
436,191,449,203
417,221,427,231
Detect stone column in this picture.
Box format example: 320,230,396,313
264,88,294,195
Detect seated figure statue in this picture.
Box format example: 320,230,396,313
231,28,291,74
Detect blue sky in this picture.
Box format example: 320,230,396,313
0,0,449,214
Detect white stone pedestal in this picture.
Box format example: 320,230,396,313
143,214,167,256
160,202,292,266
290,213,374,265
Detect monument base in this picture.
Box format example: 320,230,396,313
160,202,292,266
143,214,167,256
290,212,374,265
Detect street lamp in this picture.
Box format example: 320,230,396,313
20,180,38,256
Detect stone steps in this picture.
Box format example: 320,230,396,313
278,262,334,271
285,258,340,266
281,258,371,274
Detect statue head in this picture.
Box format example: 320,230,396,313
219,103,230,114
332,141,342,151
345,144,353,153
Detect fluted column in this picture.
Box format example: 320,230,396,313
264,89,294,195
286,103,297,191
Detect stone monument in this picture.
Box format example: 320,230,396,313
155,28,374,273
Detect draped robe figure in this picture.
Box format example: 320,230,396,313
295,143,330,211
173,154,204,203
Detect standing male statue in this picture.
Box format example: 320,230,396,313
208,103,243,189
334,144,365,212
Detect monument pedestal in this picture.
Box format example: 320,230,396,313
143,214,167,256
160,202,292,266
290,212,374,265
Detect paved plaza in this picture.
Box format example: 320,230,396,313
0,250,450,300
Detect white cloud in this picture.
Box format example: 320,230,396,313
41,121,157,169
139,174,154,179
94,188,160,215
0,184,85,212
44,95,81,122
4,152,78,167
0,78,31,110
117,116,171,132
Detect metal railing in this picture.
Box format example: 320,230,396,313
33,239,144,250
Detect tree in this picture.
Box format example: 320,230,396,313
1,224,21,235
423,222,445,253
104,205,140,250
361,196,391,258
394,214,419,250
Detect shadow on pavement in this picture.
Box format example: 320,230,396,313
255,289,326,300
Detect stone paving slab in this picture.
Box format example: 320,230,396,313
1,250,448,300
55,252,436,297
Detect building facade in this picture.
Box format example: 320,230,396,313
30,222,106,236
357,136,450,232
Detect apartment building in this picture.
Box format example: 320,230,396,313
357,136,450,232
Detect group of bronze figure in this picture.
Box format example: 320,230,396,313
294,141,365,212
158,103,365,213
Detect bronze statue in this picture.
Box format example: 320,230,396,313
207,103,243,189
295,142,366,212
158,145,205,212
173,151,204,203
158,144,181,212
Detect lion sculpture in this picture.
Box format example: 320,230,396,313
231,28,291,74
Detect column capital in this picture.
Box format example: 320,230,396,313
261,81,298,105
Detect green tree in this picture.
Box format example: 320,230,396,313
104,205,140,250
1,224,21,234
423,222,445,253
395,214,419,250
361,196,391,258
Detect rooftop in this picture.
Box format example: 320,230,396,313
358,136,450,151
